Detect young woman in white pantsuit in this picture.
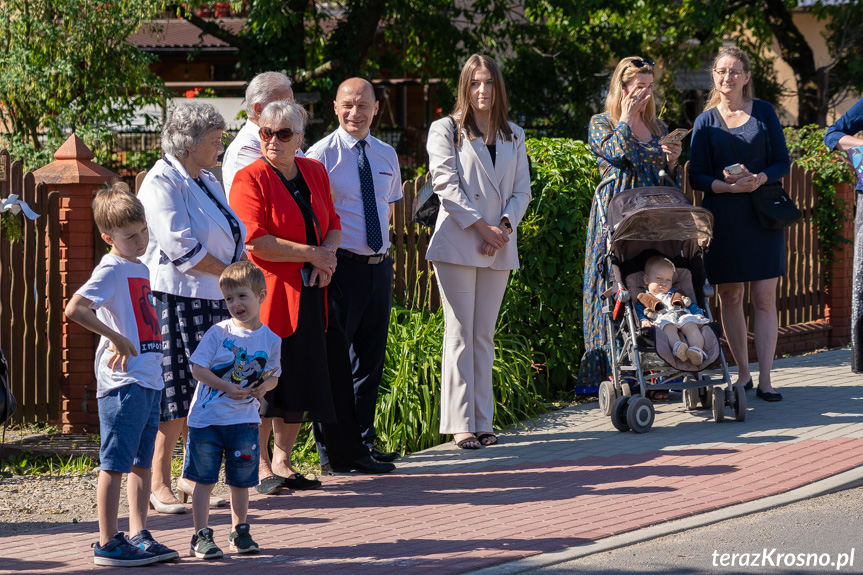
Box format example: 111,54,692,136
426,54,532,449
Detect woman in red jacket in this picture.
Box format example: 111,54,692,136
230,101,341,492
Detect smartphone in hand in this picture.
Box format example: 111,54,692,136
658,128,691,145
300,267,316,287
724,163,744,175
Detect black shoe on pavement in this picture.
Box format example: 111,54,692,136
281,472,322,490
370,446,400,463
322,455,395,475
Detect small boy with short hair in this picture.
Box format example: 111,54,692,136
186,260,281,559
65,183,178,567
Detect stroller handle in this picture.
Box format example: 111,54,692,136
593,176,617,225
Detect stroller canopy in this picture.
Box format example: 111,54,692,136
607,186,713,261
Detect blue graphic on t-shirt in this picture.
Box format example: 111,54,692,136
200,338,269,408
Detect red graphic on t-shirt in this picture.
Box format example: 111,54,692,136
128,277,161,353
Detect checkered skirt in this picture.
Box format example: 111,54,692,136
153,291,231,421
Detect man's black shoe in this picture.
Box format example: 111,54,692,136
370,446,400,463
321,455,395,475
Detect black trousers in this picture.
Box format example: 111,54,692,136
313,302,370,466
315,254,393,462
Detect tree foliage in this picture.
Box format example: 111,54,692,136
0,0,165,167
610,0,863,127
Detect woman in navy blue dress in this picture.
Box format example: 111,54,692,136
689,46,790,402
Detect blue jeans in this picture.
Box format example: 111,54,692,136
98,384,161,473
184,423,259,488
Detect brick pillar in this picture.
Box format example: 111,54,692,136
34,135,119,432
823,182,856,347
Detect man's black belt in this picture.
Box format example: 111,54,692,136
337,248,386,264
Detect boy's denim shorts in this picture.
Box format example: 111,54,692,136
98,384,161,473
183,423,259,488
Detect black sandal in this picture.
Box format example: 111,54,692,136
255,476,284,495
281,472,322,490
476,433,498,446
455,436,481,449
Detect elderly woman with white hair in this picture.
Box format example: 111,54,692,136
138,100,246,513
230,100,342,494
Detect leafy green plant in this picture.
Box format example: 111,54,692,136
501,138,600,394
784,125,855,281
1,450,98,477
375,302,544,454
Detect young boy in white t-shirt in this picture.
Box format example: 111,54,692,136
186,261,281,559
65,183,178,567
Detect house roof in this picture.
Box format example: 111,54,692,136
129,19,245,52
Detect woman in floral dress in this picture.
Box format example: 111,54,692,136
578,56,682,397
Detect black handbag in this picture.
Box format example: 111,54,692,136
0,348,13,427
750,183,802,230
0,348,15,468
716,108,801,230
412,117,459,228
411,178,439,227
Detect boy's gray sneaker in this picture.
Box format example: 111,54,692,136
129,529,179,562
92,532,159,567
228,523,259,554
190,527,223,560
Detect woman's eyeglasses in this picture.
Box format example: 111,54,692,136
714,69,745,78
629,57,655,69
259,127,294,142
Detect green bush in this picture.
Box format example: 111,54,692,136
374,301,544,454
501,138,599,395
784,125,854,280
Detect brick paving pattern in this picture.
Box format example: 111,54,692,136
1,349,862,574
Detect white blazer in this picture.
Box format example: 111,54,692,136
425,118,532,270
138,154,246,300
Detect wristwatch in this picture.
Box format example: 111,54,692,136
502,221,513,234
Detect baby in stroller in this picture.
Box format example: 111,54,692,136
636,256,709,366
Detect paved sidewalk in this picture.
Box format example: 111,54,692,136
2,349,862,574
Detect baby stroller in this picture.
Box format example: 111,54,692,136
592,179,746,433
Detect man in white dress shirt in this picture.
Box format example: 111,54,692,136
306,78,402,467
222,71,301,199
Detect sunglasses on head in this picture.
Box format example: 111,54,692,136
259,127,294,142
629,57,655,69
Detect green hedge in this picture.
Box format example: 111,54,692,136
501,138,599,395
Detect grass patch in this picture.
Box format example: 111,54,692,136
0,450,98,477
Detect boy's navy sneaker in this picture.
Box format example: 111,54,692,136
129,529,179,562
228,523,259,554
190,527,223,560
92,532,160,567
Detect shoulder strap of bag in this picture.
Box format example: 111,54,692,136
448,116,459,145
263,158,322,246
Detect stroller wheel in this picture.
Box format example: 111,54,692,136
626,396,655,433
699,387,712,409
610,396,631,432
599,379,617,416
712,387,725,422
683,388,699,411
621,382,632,397
734,385,747,422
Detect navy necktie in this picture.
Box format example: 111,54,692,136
357,140,383,253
